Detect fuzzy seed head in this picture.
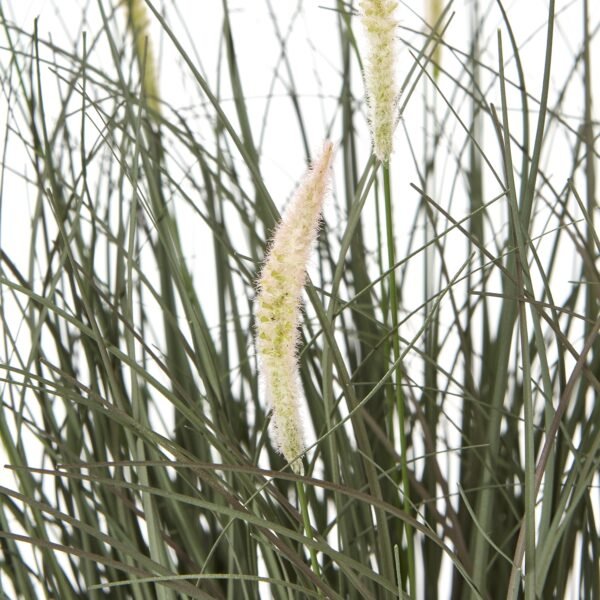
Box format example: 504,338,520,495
426,0,443,80
125,0,161,115
255,142,334,475
360,0,399,162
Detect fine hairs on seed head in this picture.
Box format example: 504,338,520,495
255,142,334,475
360,0,399,162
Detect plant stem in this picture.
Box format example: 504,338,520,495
383,163,416,598
297,480,322,593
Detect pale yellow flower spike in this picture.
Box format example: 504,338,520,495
125,0,161,115
426,0,443,81
255,142,334,475
360,0,399,163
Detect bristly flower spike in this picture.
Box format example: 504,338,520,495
125,0,161,115
426,0,443,81
360,0,399,162
255,142,334,475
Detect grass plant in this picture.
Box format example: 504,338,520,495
0,1,598,598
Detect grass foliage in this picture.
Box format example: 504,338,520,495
0,0,599,598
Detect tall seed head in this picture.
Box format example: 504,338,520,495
360,0,399,162
255,142,334,475
125,0,161,115
426,0,443,80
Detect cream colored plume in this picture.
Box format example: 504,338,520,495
255,142,334,475
360,0,399,162
125,0,161,115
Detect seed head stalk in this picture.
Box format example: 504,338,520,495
383,163,416,599
361,1,416,593
255,143,333,590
